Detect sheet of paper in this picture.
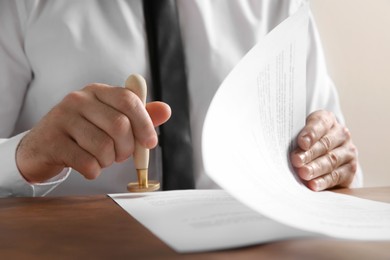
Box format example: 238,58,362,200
109,190,317,253
202,4,390,240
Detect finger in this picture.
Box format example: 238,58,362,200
297,110,336,151
58,138,101,180
296,144,356,181
63,114,116,169
17,125,102,182
85,84,157,148
291,124,351,167
70,91,135,162
307,160,357,191
38,132,101,181
146,101,171,127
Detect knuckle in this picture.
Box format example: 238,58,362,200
82,83,101,92
330,170,341,186
117,90,141,113
311,110,324,119
306,149,315,162
97,136,114,155
48,104,67,119
319,116,330,129
139,118,153,135
349,160,358,174
310,160,320,174
318,110,335,129
320,135,332,151
83,84,94,91
111,114,131,136
342,126,352,140
344,142,358,162
326,152,338,169
350,143,358,154
63,91,86,105
306,111,317,122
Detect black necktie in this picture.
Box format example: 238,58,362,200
143,0,195,190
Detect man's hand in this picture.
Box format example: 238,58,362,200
16,83,171,183
290,110,358,191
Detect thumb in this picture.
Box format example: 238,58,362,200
146,101,172,127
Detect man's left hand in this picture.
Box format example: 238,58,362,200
290,110,358,191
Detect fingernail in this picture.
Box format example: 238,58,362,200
314,178,324,191
298,153,306,164
302,135,311,148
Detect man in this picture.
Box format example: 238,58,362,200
0,0,361,197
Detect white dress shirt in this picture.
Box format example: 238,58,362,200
0,0,362,197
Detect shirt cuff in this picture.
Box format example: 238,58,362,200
0,131,70,197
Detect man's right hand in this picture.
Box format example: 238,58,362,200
16,83,171,183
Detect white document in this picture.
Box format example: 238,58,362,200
110,3,390,253
110,190,316,253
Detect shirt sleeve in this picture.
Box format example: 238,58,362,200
0,1,70,197
305,10,363,187
0,132,70,197
0,1,33,137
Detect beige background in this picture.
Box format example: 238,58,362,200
309,0,390,187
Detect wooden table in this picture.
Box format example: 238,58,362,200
1,187,389,259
